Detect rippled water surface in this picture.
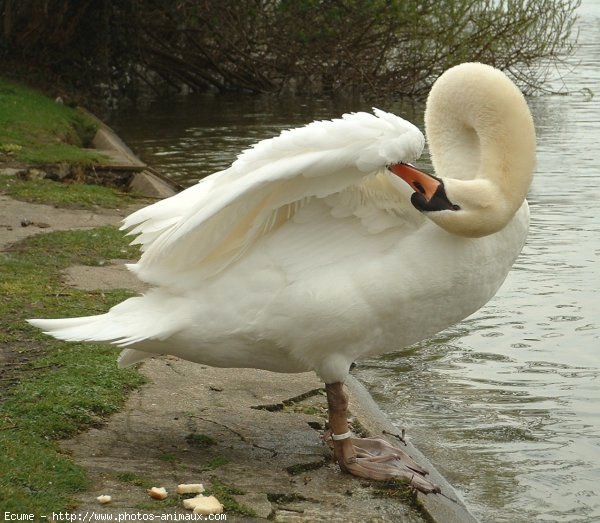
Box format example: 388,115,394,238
110,4,600,521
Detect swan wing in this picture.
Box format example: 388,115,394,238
122,108,424,286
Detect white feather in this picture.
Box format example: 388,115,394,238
121,109,424,286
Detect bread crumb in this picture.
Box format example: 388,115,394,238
176,483,205,495
147,486,168,500
192,495,223,515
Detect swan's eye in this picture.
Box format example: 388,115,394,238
413,181,426,194
452,204,461,211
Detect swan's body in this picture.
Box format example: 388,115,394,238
29,63,535,491
82,202,527,383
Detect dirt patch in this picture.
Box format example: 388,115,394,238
63,261,148,293
0,194,135,250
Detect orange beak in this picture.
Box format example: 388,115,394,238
388,163,441,202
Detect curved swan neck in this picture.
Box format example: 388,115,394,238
424,63,536,237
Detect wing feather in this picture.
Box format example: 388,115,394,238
122,109,424,286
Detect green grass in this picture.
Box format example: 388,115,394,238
185,433,217,447
205,478,257,517
0,226,146,514
158,452,179,463
0,176,141,209
285,459,327,476
205,455,229,470
0,78,105,165
371,479,419,505
116,472,154,490
135,496,183,510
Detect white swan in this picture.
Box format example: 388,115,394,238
29,63,535,492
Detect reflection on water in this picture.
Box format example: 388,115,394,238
112,94,425,185
109,3,600,521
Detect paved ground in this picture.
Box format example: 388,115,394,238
0,194,133,250
1,190,476,522
64,361,428,522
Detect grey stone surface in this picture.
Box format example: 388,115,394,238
128,170,178,199
91,126,146,168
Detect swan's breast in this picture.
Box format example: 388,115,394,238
257,200,529,364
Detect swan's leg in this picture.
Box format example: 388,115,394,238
325,382,440,494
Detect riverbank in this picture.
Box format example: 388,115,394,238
0,76,180,199
0,184,476,521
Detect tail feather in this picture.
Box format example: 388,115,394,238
28,291,186,344
28,315,115,342
28,291,189,372
28,316,159,369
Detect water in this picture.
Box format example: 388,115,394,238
110,3,600,521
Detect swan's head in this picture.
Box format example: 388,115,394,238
390,62,536,238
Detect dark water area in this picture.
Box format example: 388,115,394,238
111,93,426,186
109,2,600,521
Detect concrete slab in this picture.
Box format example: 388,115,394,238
129,170,178,199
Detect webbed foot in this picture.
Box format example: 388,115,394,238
328,434,440,493
325,382,440,494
